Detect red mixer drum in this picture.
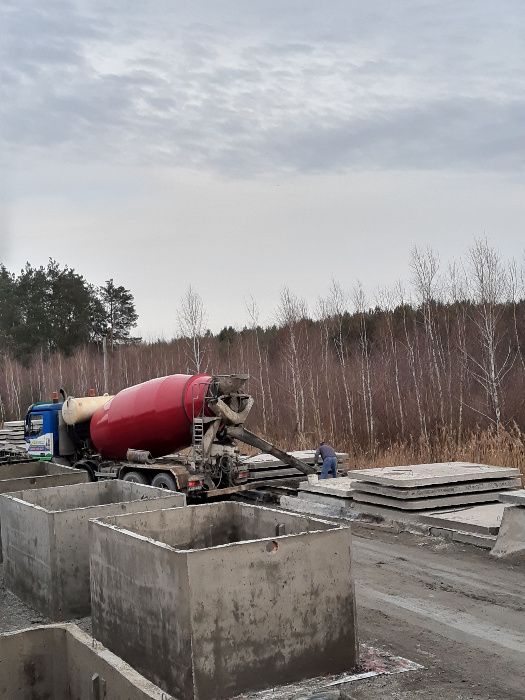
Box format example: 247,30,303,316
89,374,213,459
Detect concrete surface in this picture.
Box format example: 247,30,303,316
280,493,354,519
352,477,521,499
498,489,525,505
0,481,186,620
298,476,358,498
90,502,359,700
347,462,520,487
420,503,507,535
491,505,525,560
243,450,348,466
352,489,503,510
0,461,88,560
0,623,173,698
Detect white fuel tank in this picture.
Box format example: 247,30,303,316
61,394,113,426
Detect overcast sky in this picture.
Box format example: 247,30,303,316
1,1,524,337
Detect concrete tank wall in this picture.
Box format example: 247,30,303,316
0,461,88,560
0,624,174,699
90,502,359,700
0,481,186,620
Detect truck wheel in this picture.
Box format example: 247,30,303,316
151,473,177,491
74,460,96,482
122,471,148,484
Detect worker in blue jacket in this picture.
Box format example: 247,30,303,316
314,441,338,479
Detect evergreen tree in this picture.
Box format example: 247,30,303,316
97,279,139,348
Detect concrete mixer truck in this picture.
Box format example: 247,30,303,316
22,373,315,497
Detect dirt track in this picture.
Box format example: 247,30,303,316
0,523,523,699
348,524,524,699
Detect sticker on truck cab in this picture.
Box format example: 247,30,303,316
26,432,54,459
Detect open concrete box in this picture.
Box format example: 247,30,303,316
90,501,359,700
0,480,186,620
0,624,173,699
0,461,88,561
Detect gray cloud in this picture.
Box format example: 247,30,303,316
2,1,525,177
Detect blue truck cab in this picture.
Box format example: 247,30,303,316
25,402,64,459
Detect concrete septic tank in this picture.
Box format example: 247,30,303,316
0,480,186,620
90,502,359,700
0,624,174,699
0,460,88,561
0,460,88,492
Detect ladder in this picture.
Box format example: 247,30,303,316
192,418,204,466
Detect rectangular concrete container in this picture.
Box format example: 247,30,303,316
0,460,88,493
0,480,186,620
90,502,359,700
0,624,174,699
0,460,88,561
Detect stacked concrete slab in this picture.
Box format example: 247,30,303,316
89,502,359,700
348,463,521,514
491,489,525,559
0,624,173,699
243,449,348,482
0,480,186,619
0,420,25,449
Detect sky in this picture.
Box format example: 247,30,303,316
1,1,525,338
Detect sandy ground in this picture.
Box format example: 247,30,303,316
0,524,523,699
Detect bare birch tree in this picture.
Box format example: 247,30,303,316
463,239,514,428
177,285,207,373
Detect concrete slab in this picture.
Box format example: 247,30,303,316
352,477,521,500
498,489,525,506
298,476,358,498
491,505,525,559
243,450,348,467
351,501,469,524
0,624,173,699
347,462,520,487
0,481,186,620
300,491,358,508
352,489,502,510
90,502,359,700
420,504,507,535
280,494,354,520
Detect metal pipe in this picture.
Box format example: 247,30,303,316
226,425,316,475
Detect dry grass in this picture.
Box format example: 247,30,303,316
343,425,525,484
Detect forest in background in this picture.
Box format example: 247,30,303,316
2,241,525,477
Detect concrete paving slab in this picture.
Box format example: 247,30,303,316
298,491,357,510
352,477,521,499
352,489,502,510
420,503,507,535
298,476,358,498
498,489,525,506
347,462,519,487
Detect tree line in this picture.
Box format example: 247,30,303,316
2,242,525,475
0,260,139,362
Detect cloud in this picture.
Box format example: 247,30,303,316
1,1,525,176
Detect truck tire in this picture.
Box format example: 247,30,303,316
74,459,96,482
121,470,148,484
151,473,177,491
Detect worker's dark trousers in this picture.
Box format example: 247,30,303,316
320,456,337,479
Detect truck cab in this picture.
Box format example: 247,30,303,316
24,401,75,462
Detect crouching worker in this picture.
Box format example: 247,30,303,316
314,441,338,479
